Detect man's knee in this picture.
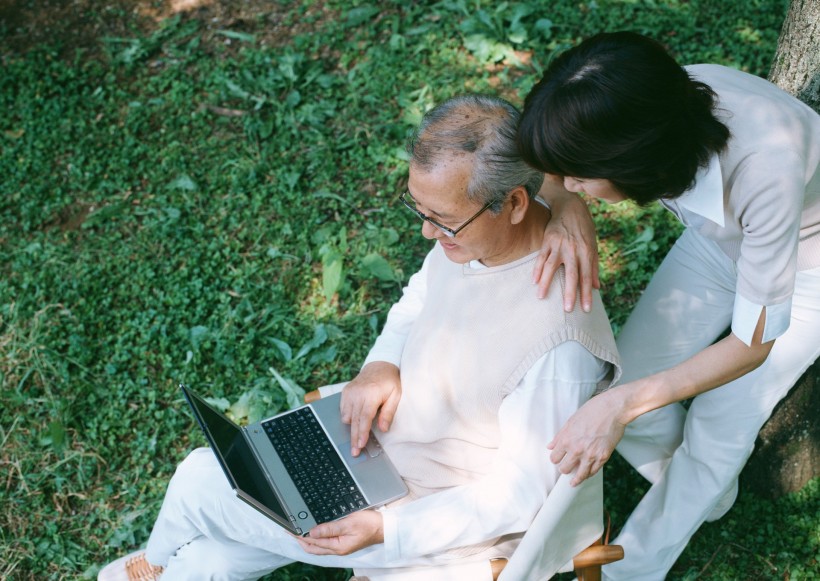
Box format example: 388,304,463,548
165,448,223,501
163,538,245,581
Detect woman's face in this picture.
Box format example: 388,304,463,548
561,176,627,204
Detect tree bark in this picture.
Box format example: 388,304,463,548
743,0,820,498
768,0,820,112
742,361,820,498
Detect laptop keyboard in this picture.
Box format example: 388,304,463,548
262,406,367,523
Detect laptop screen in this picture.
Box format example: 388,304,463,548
182,387,289,522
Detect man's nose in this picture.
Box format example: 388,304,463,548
421,220,443,240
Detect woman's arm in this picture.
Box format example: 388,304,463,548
534,176,600,312
549,310,774,485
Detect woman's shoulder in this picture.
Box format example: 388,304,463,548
685,64,779,97
687,66,818,160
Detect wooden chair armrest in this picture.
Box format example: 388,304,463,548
488,542,623,581
572,544,624,568
304,389,321,404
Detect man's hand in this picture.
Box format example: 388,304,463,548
533,180,599,312
547,389,626,486
341,361,402,456
296,510,384,556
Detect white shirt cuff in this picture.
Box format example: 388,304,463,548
380,507,401,562
731,293,791,346
363,348,403,368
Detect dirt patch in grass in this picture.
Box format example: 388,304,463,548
0,0,332,57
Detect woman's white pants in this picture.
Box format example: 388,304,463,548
603,229,820,580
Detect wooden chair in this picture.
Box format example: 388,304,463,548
304,389,624,580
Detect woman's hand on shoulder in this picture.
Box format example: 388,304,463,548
533,179,599,312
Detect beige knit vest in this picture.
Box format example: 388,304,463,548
379,243,620,503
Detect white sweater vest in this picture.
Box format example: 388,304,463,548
379,243,620,501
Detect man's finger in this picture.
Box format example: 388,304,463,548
298,539,339,555
355,405,376,451
339,396,353,424
350,403,369,456
310,521,347,540
377,389,401,432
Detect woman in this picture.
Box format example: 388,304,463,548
517,31,820,580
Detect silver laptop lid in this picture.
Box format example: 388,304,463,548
180,384,297,533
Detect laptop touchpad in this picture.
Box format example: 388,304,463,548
339,441,370,465
364,437,383,458
339,434,383,465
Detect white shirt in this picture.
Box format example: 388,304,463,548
662,64,820,345
365,252,611,560
663,154,792,345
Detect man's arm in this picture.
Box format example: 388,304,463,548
533,177,600,312
340,249,431,455
301,342,608,558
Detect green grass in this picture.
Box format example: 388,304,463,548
2,0,817,579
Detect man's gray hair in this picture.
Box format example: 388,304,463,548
407,94,544,212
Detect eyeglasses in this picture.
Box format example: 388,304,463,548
398,191,494,238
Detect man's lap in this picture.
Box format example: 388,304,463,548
148,448,491,573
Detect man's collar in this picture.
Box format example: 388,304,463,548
673,153,724,227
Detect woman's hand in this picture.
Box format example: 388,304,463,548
296,510,384,555
533,180,599,312
549,324,777,486
547,389,627,486
341,361,402,456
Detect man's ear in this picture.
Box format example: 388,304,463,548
508,187,530,225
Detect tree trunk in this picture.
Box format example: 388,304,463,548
742,361,820,498
742,0,820,498
768,0,820,112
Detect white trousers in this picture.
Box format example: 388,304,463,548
603,229,820,580
144,448,496,581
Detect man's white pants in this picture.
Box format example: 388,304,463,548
603,229,820,580
144,448,496,581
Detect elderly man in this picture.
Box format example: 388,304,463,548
99,94,620,581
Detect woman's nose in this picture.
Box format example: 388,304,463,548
563,177,583,192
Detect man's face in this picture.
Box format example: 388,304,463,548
407,155,510,265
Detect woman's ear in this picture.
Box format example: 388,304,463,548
508,187,530,225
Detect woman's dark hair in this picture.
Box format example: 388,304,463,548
517,31,730,204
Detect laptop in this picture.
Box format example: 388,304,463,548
180,384,408,536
